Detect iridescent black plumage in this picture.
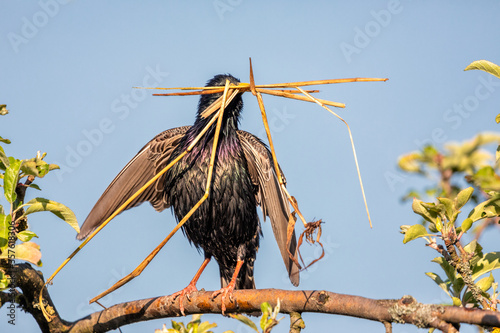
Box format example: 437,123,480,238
165,75,259,288
78,74,299,296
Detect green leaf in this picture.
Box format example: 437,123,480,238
412,198,438,224
428,219,439,233
19,154,59,178
260,302,272,330
454,187,474,210
437,197,454,223
403,224,429,244
469,167,500,192
432,257,465,296
452,297,462,306
475,165,495,178
186,314,201,329
259,300,283,333
17,230,38,242
425,272,451,298
471,252,500,281
398,152,422,173
0,136,10,145
0,214,11,250
474,132,500,146
0,270,10,290
464,239,483,255
0,105,8,116
38,163,50,177
4,157,22,203
431,257,456,283
0,241,42,265
423,145,439,158
462,290,477,306
48,163,60,172
261,302,272,314
433,216,442,232
171,320,182,331
452,276,465,297
422,202,446,215
0,146,9,170
461,218,473,233
197,321,217,333
464,240,484,273
20,161,41,177
29,183,41,191
24,197,80,233
229,314,258,332
468,194,500,223
465,60,500,79
476,273,494,292
430,256,465,295
21,159,57,178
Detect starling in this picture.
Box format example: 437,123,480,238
77,74,300,313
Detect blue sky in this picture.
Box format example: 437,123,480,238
1,1,500,332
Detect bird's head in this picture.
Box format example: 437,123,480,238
205,73,241,88
197,74,243,122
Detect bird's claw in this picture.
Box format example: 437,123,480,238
170,283,198,316
211,285,236,315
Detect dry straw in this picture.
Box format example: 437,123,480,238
40,59,387,319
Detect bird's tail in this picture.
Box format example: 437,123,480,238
220,260,255,289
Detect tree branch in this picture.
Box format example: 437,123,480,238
289,312,305,333
6,263,500,332
11,263,72,333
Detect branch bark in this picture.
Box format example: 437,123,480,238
10,263,72,333
6,263,500,333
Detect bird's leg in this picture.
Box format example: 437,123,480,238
170,257,211,315
211,259,244,314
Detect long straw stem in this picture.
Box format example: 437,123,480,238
295,86,372,228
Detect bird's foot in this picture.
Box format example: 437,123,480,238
170,283,198,315
211,284,236,315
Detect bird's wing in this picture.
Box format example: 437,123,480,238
237,130,300,286
77,126,190,240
